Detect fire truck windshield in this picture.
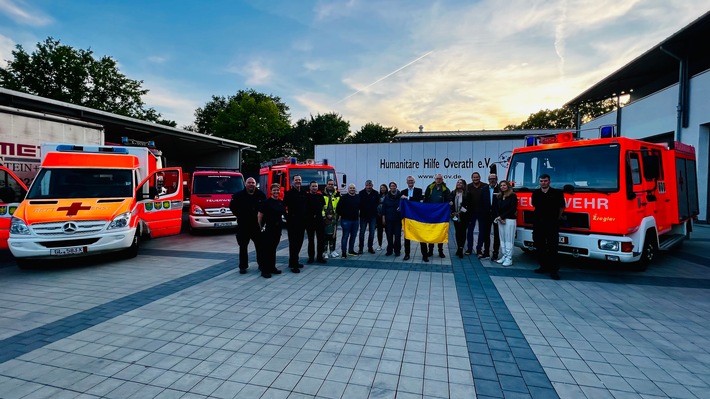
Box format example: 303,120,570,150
193,175,245,195
508,144,620,192
291,168,336,190
27,168,134,199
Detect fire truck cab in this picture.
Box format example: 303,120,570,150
8,143,183,266
506,129,699,268
258,157,339,198
187,167,245,233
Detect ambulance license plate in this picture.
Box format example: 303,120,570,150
50,247,87,256
214,222,232,227
559,236,568,244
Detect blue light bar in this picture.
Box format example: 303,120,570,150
600,125,616,138
525,136,537,147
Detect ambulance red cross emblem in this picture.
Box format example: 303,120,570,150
57,202,91,216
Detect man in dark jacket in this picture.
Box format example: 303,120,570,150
230,177,265,274
423,174,451,259
381,181,402,257
399,175,423,261
484,173,501,260
464,171,491,257
305,181,327,264
283,174,307,273
358,180,379,254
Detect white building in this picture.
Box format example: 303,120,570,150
568,11,710,222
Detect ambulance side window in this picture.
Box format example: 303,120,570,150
629,153,642,185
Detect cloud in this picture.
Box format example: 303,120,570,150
293,0,704,132
0,0,52,26
147,55,168,64
227,58,273,86
314,0,358,21
0,34,15,68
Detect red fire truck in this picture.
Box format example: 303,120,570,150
506,130,699,269
258,157,340,198
187,168,245,233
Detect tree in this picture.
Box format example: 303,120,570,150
0,37,174,126
290,112,350,159
346,122,399,143
504,100,616,130
192,89,292,172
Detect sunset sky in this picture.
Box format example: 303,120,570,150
0,0,706,132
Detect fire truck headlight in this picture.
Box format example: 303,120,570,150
10,217,30,235
192,205,205,215
108,212,131,230
598,240,620,251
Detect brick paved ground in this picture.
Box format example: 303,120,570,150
0,222,708,398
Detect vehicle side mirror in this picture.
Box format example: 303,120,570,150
341,175,347,187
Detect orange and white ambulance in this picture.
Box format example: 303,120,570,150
0,166,28,249
506,129,699,268
8,143,183,266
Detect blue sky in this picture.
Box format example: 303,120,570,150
0,0,706,132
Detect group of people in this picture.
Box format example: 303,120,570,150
230,171,566,280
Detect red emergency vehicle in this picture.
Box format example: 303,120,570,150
258,157,339,198
0,166,28,249
506,129,699,268
187,168,245,233
8,143,183,266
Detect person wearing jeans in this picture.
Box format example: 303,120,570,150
358,180,379,254
336,184,360,257
494,180,517,267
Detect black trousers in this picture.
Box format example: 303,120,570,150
484,215,500,255
236,224,260,270
453,220,467,251
306,220,326,261
533,222,559,272
258,228,281,272
287,222,305,268
424,242,444,255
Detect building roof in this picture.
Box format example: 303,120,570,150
566,11,710,106
395,128,573,142
0,88,255,164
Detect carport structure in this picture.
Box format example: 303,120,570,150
0,88,255,171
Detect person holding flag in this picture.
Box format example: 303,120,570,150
400,180,450,261
422,174,450,260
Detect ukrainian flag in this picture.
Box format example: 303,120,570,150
401,201,450,244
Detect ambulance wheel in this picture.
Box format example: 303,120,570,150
123,232,140,259
633,230,657,272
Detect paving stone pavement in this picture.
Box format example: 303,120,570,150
0,222,708,398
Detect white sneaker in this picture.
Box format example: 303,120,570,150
377,246,382,251
496,257,505,264
502,259,513,267
331,251,339,258
323,252,329,259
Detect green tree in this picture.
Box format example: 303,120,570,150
0,37,174,126
504,100,616,130
290,112,350,159
346,122,399,143
192,89,292,172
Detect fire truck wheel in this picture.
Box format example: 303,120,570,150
634,230,658,271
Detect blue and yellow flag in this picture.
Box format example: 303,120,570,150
400,201,450,244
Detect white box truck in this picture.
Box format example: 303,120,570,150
315,140,519,190
0,106,104,186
